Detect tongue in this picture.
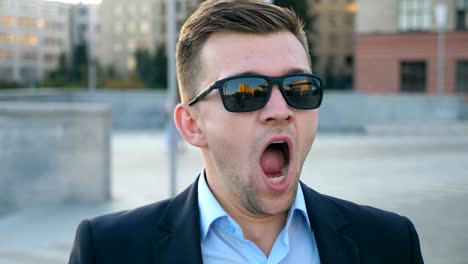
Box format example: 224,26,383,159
260,147,285,176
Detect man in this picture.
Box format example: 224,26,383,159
69,1,424,263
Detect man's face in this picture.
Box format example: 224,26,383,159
196,31,318,217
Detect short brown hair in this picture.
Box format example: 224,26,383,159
176,0,310,102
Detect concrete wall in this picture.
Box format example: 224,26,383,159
0,89,466,132
0,89,167,130
72,90,167,130
0,102,111,216
318,91,467,132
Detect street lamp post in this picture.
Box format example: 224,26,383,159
435,2,447,95
88,5,96,92
166,0,178,198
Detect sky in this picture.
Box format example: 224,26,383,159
44,0,102,4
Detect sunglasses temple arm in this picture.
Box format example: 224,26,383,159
188,85,216,106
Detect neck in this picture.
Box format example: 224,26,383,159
210,186,289,256
234,209,288,256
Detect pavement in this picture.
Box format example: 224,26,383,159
1,127,468,264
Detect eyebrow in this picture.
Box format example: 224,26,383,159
228,68,312,78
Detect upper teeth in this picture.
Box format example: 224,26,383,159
272,140,285,144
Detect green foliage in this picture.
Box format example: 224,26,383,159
70,43,88,83
103,73,146,89
0,78,22,89
41,53,70,88
134,44,168,89
153,45,167,88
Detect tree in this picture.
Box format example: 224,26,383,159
135,47,154,87
70,43,88,84
152,45,167,88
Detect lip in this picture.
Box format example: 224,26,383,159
259,135,294,192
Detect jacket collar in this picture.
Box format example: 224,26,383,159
301,182,360,264
152,177,203,264
151,177,359,264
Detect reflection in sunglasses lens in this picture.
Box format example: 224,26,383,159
223,77,268,112
284,76,321,109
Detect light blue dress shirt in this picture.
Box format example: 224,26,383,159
197,170,321,264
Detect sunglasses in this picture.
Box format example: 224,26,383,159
188,73,324,112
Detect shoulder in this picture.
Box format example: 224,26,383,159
322,194,418,244
301,182,412,230
301,184,423,262
87,198,173,237
325,194,409,226
70,198,177,263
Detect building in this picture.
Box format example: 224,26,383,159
355,0,468,94
307,0,357,89
98,0,200,77
69,3,100,49
0,0,70,85
41,0,71,76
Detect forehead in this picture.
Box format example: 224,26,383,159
199,31,310,86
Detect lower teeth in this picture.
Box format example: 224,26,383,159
270,175,285,184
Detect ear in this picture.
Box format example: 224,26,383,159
174,103,207,148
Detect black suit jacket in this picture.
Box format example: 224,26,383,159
69,178,424,263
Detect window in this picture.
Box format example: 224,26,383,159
0,33,14,43
0,16,14,26
311,56,320,68
16,34,38,46
456,9,466,30
114,5,123,16
21,51,38,61
329,13,338,26
399,0,432,31
456,60,468,93
329,33,338,48
400,61,426,92
346,32,354,47
327,55,337,68
113,43,122,52
44,54,56,63
127,22,136,33
0,50,12,60
140,21,150,33
346,13,355,25
312,31,321,48
455,0,468,30
345,55,353,67
79,7,88,16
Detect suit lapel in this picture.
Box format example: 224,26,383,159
153,178,203,264
150,178,360,264
301,182,360,264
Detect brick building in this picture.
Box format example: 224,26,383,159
355,0,468,94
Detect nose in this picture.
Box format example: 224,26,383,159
259,84,293,123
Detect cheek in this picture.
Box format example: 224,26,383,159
297,112,318,150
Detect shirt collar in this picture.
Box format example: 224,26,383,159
197,169,311,242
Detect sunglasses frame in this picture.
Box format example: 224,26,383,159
187,73,324,112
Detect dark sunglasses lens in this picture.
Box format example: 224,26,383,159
283,76,322,109
222,77,269,112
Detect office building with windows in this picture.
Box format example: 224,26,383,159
98,0,200,76
307,0,357,89
355,0,468,94
0,0,70,85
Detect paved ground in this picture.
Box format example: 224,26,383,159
1,129,467,263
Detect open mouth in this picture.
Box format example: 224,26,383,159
260,140,290,184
